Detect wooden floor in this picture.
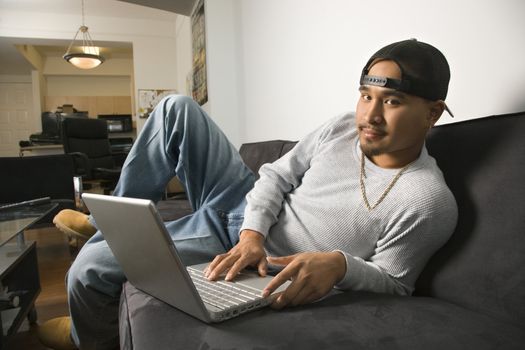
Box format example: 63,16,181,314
7,226,76,349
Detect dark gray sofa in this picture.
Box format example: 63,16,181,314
119,112,525,349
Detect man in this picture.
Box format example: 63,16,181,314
39,39,458,350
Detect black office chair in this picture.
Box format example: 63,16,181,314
61,117,123,194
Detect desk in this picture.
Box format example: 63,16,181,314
19,144,64,157
20,131,135,158
0,203,57,349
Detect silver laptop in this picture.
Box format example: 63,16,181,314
82,193,289,323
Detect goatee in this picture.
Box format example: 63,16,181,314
360,143,384,158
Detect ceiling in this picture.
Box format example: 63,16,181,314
118,0,196,16
0,0,194,75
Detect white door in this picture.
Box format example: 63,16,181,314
0,83,35,157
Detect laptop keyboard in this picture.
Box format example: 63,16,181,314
187,267,262,310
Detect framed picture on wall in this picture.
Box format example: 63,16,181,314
191,0,208,106
138,89,177,119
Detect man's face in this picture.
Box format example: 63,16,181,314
355,60,439,169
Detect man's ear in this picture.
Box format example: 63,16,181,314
428,100,446,127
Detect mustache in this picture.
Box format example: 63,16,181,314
357,123,387,134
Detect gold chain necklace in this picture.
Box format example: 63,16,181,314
359,152,411,211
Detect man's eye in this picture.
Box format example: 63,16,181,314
385,99,400,105
361,94,372,101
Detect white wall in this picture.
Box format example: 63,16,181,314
46,76,131,96
204,0,243,146
174,16,192,97
203,0,525,144
132,36,179,130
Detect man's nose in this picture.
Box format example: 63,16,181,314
364,101,384,125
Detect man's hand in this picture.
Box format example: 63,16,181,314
204,229,267,281
262,252,346,309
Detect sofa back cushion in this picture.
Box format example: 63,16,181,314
416,112,525,327
239,140,297,177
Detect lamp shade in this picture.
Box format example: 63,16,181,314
63,52,105,69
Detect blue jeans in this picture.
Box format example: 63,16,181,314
67,95,255,349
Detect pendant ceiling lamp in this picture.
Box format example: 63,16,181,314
63,0,105,69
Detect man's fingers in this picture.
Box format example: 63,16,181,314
204,253,226,276
267,255,295,266
206,254,238,280
270,278,304,309
225,257,249,281
257,257,268,277
207,252,269,281
270,278,321,309
262,255,298,296
262,264,297,297
226,256,268,281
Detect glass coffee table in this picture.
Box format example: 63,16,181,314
0,202,57,347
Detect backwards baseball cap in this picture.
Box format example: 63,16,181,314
360,39,454,117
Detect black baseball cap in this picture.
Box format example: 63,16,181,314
360,39,454,117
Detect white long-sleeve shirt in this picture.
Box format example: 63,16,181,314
241,112,457,295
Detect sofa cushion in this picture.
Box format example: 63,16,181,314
120,282,525,350
417,112,525,327
239,140,297,178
